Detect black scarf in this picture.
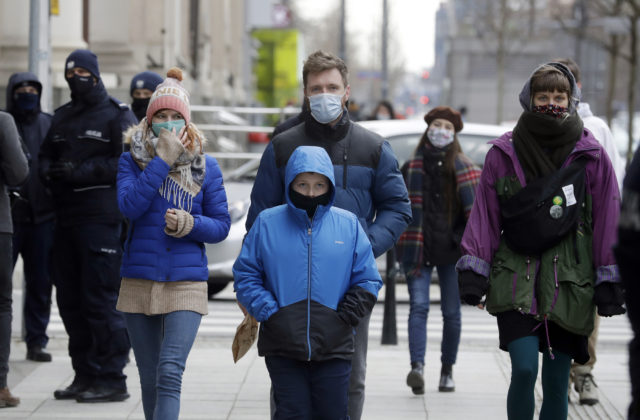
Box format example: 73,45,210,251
512,111,584,183
303,107,351,142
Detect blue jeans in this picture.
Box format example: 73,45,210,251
407,263,461,366
266,355,351,420
125,311,201,420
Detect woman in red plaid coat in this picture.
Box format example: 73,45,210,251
395,106,481,396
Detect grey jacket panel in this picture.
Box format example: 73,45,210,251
0,111,29,233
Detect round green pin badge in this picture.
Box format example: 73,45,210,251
552,196,563,206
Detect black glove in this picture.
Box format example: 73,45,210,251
48,161,75,180
594,282,626,317
458,270,488,306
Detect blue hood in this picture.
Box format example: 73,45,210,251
518,62,581,114
284,146,336,214
5,72,42,115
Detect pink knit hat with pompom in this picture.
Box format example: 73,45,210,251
146,67,190,125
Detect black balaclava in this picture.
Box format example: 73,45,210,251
130,71,163,121
131,97,151,121
289,187,331,219
65,49,101,101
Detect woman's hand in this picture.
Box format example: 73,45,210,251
165,208,178,231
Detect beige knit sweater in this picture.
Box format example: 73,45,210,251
116,277,208,316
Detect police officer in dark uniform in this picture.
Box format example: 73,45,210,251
39,49,137,403
129,70,163,122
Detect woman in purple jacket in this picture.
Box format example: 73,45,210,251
456,62,624,419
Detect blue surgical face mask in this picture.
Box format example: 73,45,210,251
151,119,186,137
308,93,344,124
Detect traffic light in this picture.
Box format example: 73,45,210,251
419,95,430,105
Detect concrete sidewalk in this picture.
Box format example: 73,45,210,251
4,308,631,419
4,265,632,419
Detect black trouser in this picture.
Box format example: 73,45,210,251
51,222,130,388
0,234,13,387
12,220,54,349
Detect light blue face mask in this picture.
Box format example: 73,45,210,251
308,93,344,124
151,119,186,137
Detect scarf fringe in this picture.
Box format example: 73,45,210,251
160,174,194,212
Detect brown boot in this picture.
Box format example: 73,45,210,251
0,387,20,408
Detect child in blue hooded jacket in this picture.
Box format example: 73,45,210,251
233,145,382,420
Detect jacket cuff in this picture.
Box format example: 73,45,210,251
257,301,279,323
164,209,194,238
596,265,620,286
456,255,490,278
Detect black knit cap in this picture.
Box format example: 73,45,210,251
65,49,100,79
424,106,463,133
130,71,163,96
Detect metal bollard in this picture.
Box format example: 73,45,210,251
381,248,402,345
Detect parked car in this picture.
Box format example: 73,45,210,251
356,118,508,167
204,119,509,297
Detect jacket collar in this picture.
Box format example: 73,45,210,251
489,129,602,186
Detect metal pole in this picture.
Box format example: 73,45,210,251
339,0,346,62
381,248,398,345
28,0,52,113
381,0,388,99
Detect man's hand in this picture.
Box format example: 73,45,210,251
48,160,74,180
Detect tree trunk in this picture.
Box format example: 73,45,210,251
606,34,619,127
496,0,507,125
627,11,638,163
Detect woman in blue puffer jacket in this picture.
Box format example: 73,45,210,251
116,68,230,420
233,146,382,420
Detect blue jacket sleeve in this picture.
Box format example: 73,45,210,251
185,156,231,244
233,218,280,322
246,143,284,231
117,153,170,221
368,141,412,257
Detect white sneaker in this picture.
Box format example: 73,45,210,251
574,373,599,406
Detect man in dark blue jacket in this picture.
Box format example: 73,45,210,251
5,72,54,363
39,49,137,403
246,50,411,420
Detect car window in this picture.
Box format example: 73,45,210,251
458,134,495,167
387,132,496,168
387,134,421,166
